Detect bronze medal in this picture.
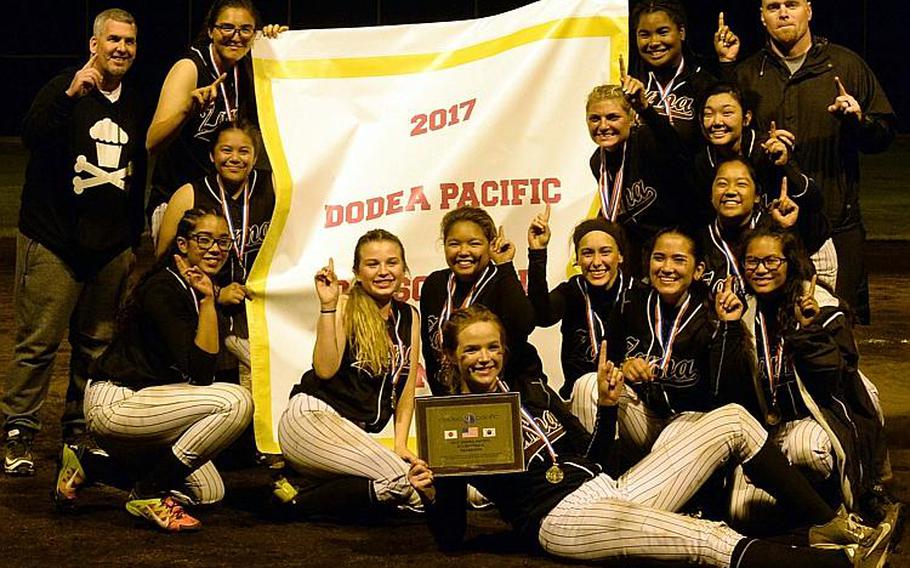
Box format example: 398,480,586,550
545,464,564,484
766,406,781,427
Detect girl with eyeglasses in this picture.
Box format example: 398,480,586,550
694,83,837,290
408,306,889,567
274,229,422,519
730,226,889,529
146,0,286,243
56,208,253,532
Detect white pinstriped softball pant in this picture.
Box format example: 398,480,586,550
728,417,834,527
278,392,418,507
539,404,767,566
571,373,837,528
84,380,253,504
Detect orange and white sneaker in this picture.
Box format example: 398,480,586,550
126,494,202,532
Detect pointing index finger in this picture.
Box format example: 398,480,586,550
834,76,847,96
718,11,725,29
599,340,608,370
780,176,788,199
83,53,97,70
543,202,551,222
618,53,626,80
327,257,334,273
808,274,817,297
211,72,228,88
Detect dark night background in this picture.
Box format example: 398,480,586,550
2,0,906,135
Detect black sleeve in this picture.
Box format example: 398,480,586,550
606,285,633,363
141,279,217,385
786,308,855,404
638,105,691,164
851,62,896,154
755,151,830,253
128,141,149,248
586,405,618,468
21,73,77,151
425,477,468,552
710,320,757,409
490,261,535,338
527,248,566,327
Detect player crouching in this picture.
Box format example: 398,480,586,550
53,209,253,532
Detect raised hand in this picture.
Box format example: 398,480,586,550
596,340,624,406
527,203,552,250
761,121,794,166
714,275,744,321
190,72,227,110
175,254,216,298
217,282,249,306
621,356,654,383
490,225,516,264
261,24,289,39
769,177,799,229
826,76,862,121
619,58,649,112
407,459,436,503
794,275,820,327
714,12,741,63
314,257,340,309
66,55,103,98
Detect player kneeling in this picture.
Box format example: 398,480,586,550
53,209,253,532
408,305,891,567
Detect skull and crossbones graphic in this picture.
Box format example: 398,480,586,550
72,118,131,195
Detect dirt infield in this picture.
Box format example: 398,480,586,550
1,235,909,567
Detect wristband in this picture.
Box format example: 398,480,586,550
320,308,337,314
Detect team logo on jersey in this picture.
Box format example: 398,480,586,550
622,179,657,219
521,410,565,464
194,105,229,143
73,118,132,195
646,91,695,121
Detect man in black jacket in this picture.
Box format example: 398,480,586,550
715,0,896,323
2,8,147,475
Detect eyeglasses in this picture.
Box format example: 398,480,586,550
213,23,255,38
188,232,233,252
743,256,787,271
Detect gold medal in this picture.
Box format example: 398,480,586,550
545,464,564,484
766,406,781,427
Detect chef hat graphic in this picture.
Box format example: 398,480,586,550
89,118,129,169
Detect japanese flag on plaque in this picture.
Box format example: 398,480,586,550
248,0,628,453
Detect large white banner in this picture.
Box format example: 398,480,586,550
249,0,627,452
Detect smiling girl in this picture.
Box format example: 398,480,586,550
146,0,286,239
420,206,540,395
526,211,631,402
730,227,888,527
586,81,704,274
276,229,422,518
59,209,254,532
631,0,717,152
